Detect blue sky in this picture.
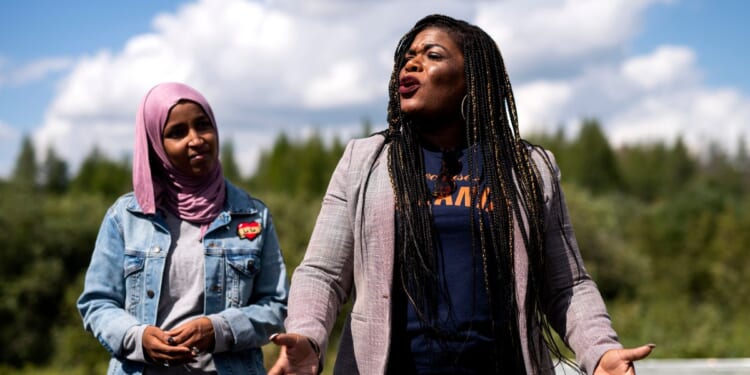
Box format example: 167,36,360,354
0,0,748,178
632,0,748,91
0,0,185,128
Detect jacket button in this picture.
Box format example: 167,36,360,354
211,285,222,292
147,290,155,298
153,246,161,253
247,259,255,272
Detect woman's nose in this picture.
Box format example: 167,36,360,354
404,58,421,72
188,130,204,146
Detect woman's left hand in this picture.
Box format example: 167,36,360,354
594,344,655,375
166,316,216,356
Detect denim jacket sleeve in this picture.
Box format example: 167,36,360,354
215,208,289,351
77,201,141,357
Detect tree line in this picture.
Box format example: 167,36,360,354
1,119,749,374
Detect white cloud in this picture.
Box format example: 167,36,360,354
24,0,750,179
13,58,74,86
513,43,750,155
476,0,673,78
515,80,574,133
34,0,433,175
609,88,750,154
0,57,74,87
621,46,698,91
303,60,374,108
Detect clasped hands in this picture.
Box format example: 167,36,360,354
143,316,215,367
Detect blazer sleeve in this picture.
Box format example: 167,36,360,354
284,138,358,354
534,148,623,374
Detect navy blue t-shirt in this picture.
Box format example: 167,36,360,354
388,147,517,374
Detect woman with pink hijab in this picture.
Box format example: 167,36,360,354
78,82,288,374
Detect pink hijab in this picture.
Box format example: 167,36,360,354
132,82,226,225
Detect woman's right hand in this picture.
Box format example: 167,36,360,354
268,333,319,375
142,325,193,367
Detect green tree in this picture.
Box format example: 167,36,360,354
562,183,648,299
42,146,69,194
0,190,109,367
734,136,750,194
250,132,292,193
69,148,131,199
618,143,663,201
666,137,696,191
526,126,568,157
221,140,242,183
296,131,330,197
618,137,697,202
567,119,622,194
11,135,38,190
701,142,744,197
249,129,345,198
360,117,373,137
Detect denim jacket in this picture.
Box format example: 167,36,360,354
78,180,288,375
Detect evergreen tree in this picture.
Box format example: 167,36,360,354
221,140,242,183
618,143,667,201
70,147,131,199
702,142,743,197
568,119,622,194
250,132,292,194
665,136,696,193
735,135,750,194
42,146,69,194
360,117,373,137
11,135,38,189
297,131,329,196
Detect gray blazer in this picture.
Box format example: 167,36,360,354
285,134,622,374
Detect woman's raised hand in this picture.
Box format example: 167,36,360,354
268,333,320,375
594,344,655,375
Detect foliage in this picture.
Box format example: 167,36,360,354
1,119,750,374
69,147,131,200
220,140,242,183
41,146,69,195
567,119,623,194
560,184,648,300
247,131,345,198
10,135,38,191
0,187,109,367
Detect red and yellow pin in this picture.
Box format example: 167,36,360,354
237,222,262,240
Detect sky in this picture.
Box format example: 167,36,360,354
0,0,748,178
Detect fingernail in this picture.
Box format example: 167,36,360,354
647,343,656,348
269,333,279,341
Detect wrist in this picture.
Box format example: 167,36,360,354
306,337,321,358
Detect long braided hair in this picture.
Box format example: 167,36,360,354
386,14,575,373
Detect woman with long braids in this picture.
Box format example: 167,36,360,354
269,14,652,375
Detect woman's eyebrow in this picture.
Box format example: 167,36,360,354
408,43,445,54
423,43,444,50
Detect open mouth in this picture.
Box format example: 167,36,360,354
399,76,420,95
